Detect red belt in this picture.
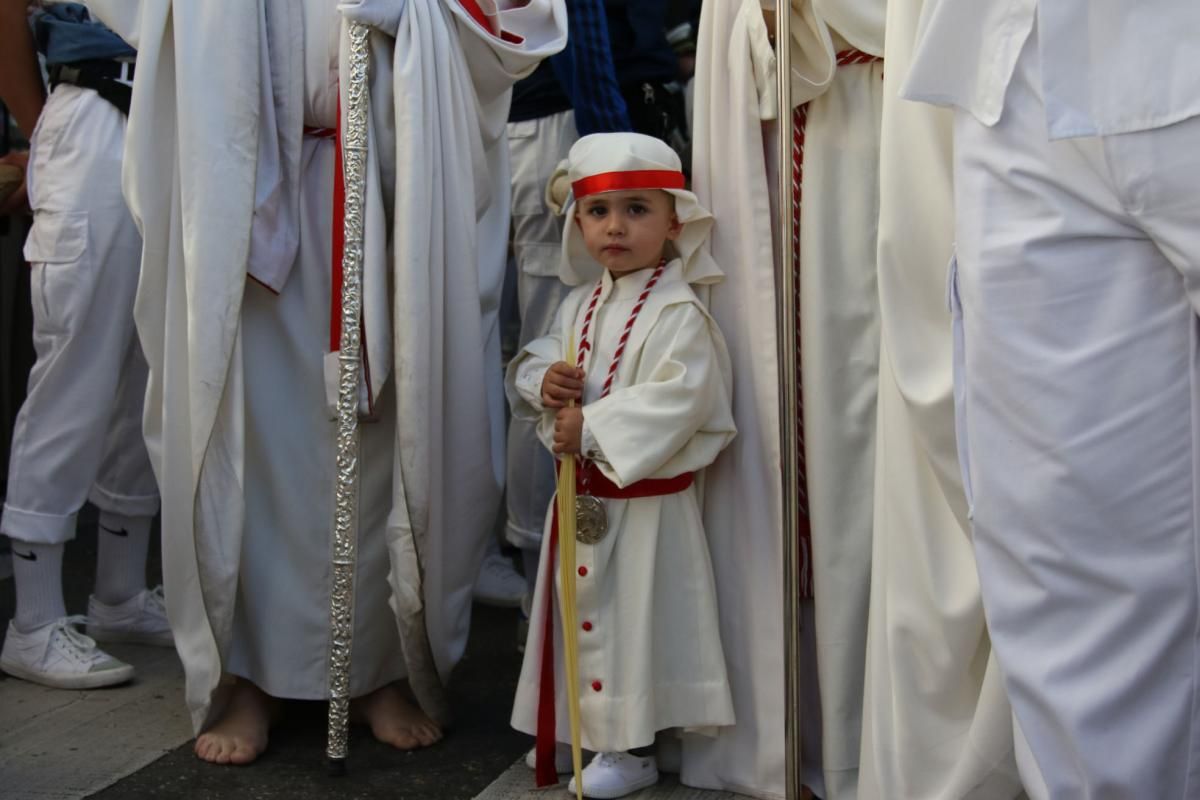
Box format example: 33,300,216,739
533,463,693,786
568,461,693,499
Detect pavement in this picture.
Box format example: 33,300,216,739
0,510,749,800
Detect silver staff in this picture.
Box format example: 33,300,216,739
327,20,372,775
774,4,803,800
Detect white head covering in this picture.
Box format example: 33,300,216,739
548,132,724,287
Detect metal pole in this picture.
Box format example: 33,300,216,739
774,4,803,800
326,20,371,776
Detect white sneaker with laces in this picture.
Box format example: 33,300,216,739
87,585,173,647
473,548,527,608
567,751,659,799
1,616,135,689
524,742,575,773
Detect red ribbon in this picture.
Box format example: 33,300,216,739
302,123,345,353
534,465,694,786
571,170,686,201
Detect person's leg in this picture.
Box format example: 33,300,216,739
193,678,277,766
503,110,578,599
954,28,1200,796
86,260,167,645
350,682,443,749
0,86,140,688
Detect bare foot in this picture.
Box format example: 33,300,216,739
194,679,274,765
351,682,443,750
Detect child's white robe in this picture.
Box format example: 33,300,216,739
507,260,737,753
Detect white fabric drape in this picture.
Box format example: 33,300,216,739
689,2,786,797
855,0,1023,797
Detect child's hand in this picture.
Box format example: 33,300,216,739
553,407,583,454
541,361,585,409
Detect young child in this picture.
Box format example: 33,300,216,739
507,132,737,799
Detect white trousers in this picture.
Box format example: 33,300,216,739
2,85,157,545
953,26,1200,799
504,109,578,550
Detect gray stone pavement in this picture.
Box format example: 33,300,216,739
0,513,749,800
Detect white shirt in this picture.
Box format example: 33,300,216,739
902,0,1200,139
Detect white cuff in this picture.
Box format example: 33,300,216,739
515,364,549,411
580,420,608,464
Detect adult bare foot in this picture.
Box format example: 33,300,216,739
351,682,443,750
194,679,274,765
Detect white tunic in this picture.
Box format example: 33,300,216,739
902,0,1200,138
507,261,737,753
224,4,403,697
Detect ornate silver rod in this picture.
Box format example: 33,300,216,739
326,20,371,775
774,3,803,800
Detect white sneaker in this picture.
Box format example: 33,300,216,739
87,585,173,647
1,616,135,689
524,742,575,773
567,751,659,799
473,548,527,608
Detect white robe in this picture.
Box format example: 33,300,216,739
689,3,787,796
507,261,736,753
85,0,566,732
689,0,883,795
855,0,1023,797
783,2,884,797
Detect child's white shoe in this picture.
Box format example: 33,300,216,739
524,742,574,773
567,751,659,799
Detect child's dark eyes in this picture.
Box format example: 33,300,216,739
628,204,648,215
587,205,608,217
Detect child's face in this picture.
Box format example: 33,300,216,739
574,189,683,277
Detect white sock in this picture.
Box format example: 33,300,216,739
11,539,66,632
93,511,152,606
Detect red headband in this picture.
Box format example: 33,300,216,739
571,169,686,200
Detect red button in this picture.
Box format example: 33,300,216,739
578,566,588,577
582,621,593,632
591,680,603,692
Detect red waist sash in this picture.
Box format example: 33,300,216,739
533,463,693,787
568,461,693,499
